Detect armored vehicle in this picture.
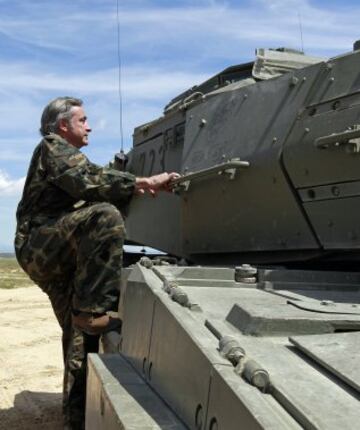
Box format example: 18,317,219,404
86,44,360,429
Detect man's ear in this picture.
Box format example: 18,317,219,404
58,118,69,133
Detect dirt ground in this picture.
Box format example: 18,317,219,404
0,286,64,429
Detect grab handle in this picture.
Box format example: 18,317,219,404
172,158,249,192
314,125,360,149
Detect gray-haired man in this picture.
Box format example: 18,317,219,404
15,97,179,429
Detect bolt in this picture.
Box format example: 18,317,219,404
331,186,340,196
290,76,299,86
199,118,207,127
235,264,258,282
320,300,335,306
140,256,153,268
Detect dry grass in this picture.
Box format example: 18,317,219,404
0,258,35,289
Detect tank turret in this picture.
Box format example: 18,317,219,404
123,46,360,269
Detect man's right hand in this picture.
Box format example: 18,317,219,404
135,172,180,196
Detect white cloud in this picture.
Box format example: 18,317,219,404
0,1,358,63
0,63,208,155
109,2,359,58
0,170,25,196
0,62,207,97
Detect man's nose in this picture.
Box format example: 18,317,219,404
86,122,92,132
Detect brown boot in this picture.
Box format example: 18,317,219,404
72,312,122,336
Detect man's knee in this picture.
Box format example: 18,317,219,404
81,203,125,244
88,203,123,226
82,203,123,234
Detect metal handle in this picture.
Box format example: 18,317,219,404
314,125,360,149
172,159,250,192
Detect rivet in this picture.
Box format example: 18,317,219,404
320,300,335,306
331,186,340,196
290,76,299,86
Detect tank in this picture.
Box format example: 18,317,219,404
85,44,360,429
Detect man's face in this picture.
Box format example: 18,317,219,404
59,106,92,148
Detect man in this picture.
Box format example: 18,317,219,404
14,96,179,429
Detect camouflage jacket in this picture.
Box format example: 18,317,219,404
16,133,135,234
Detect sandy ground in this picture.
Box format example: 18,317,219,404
0,286,64,429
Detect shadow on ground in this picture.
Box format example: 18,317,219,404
0,390,62,430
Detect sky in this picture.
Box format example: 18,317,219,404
0,0,359,251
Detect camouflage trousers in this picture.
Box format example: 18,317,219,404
15,202,125,429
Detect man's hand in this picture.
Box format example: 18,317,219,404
135,172,180,196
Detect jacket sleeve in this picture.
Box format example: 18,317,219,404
42,135,136,206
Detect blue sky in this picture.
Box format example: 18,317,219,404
0,0,359,251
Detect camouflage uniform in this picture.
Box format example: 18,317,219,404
14,134,135,429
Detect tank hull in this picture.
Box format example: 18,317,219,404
87,262,360,429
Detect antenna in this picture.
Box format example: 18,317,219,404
116,0,124,153
297,12,304,53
